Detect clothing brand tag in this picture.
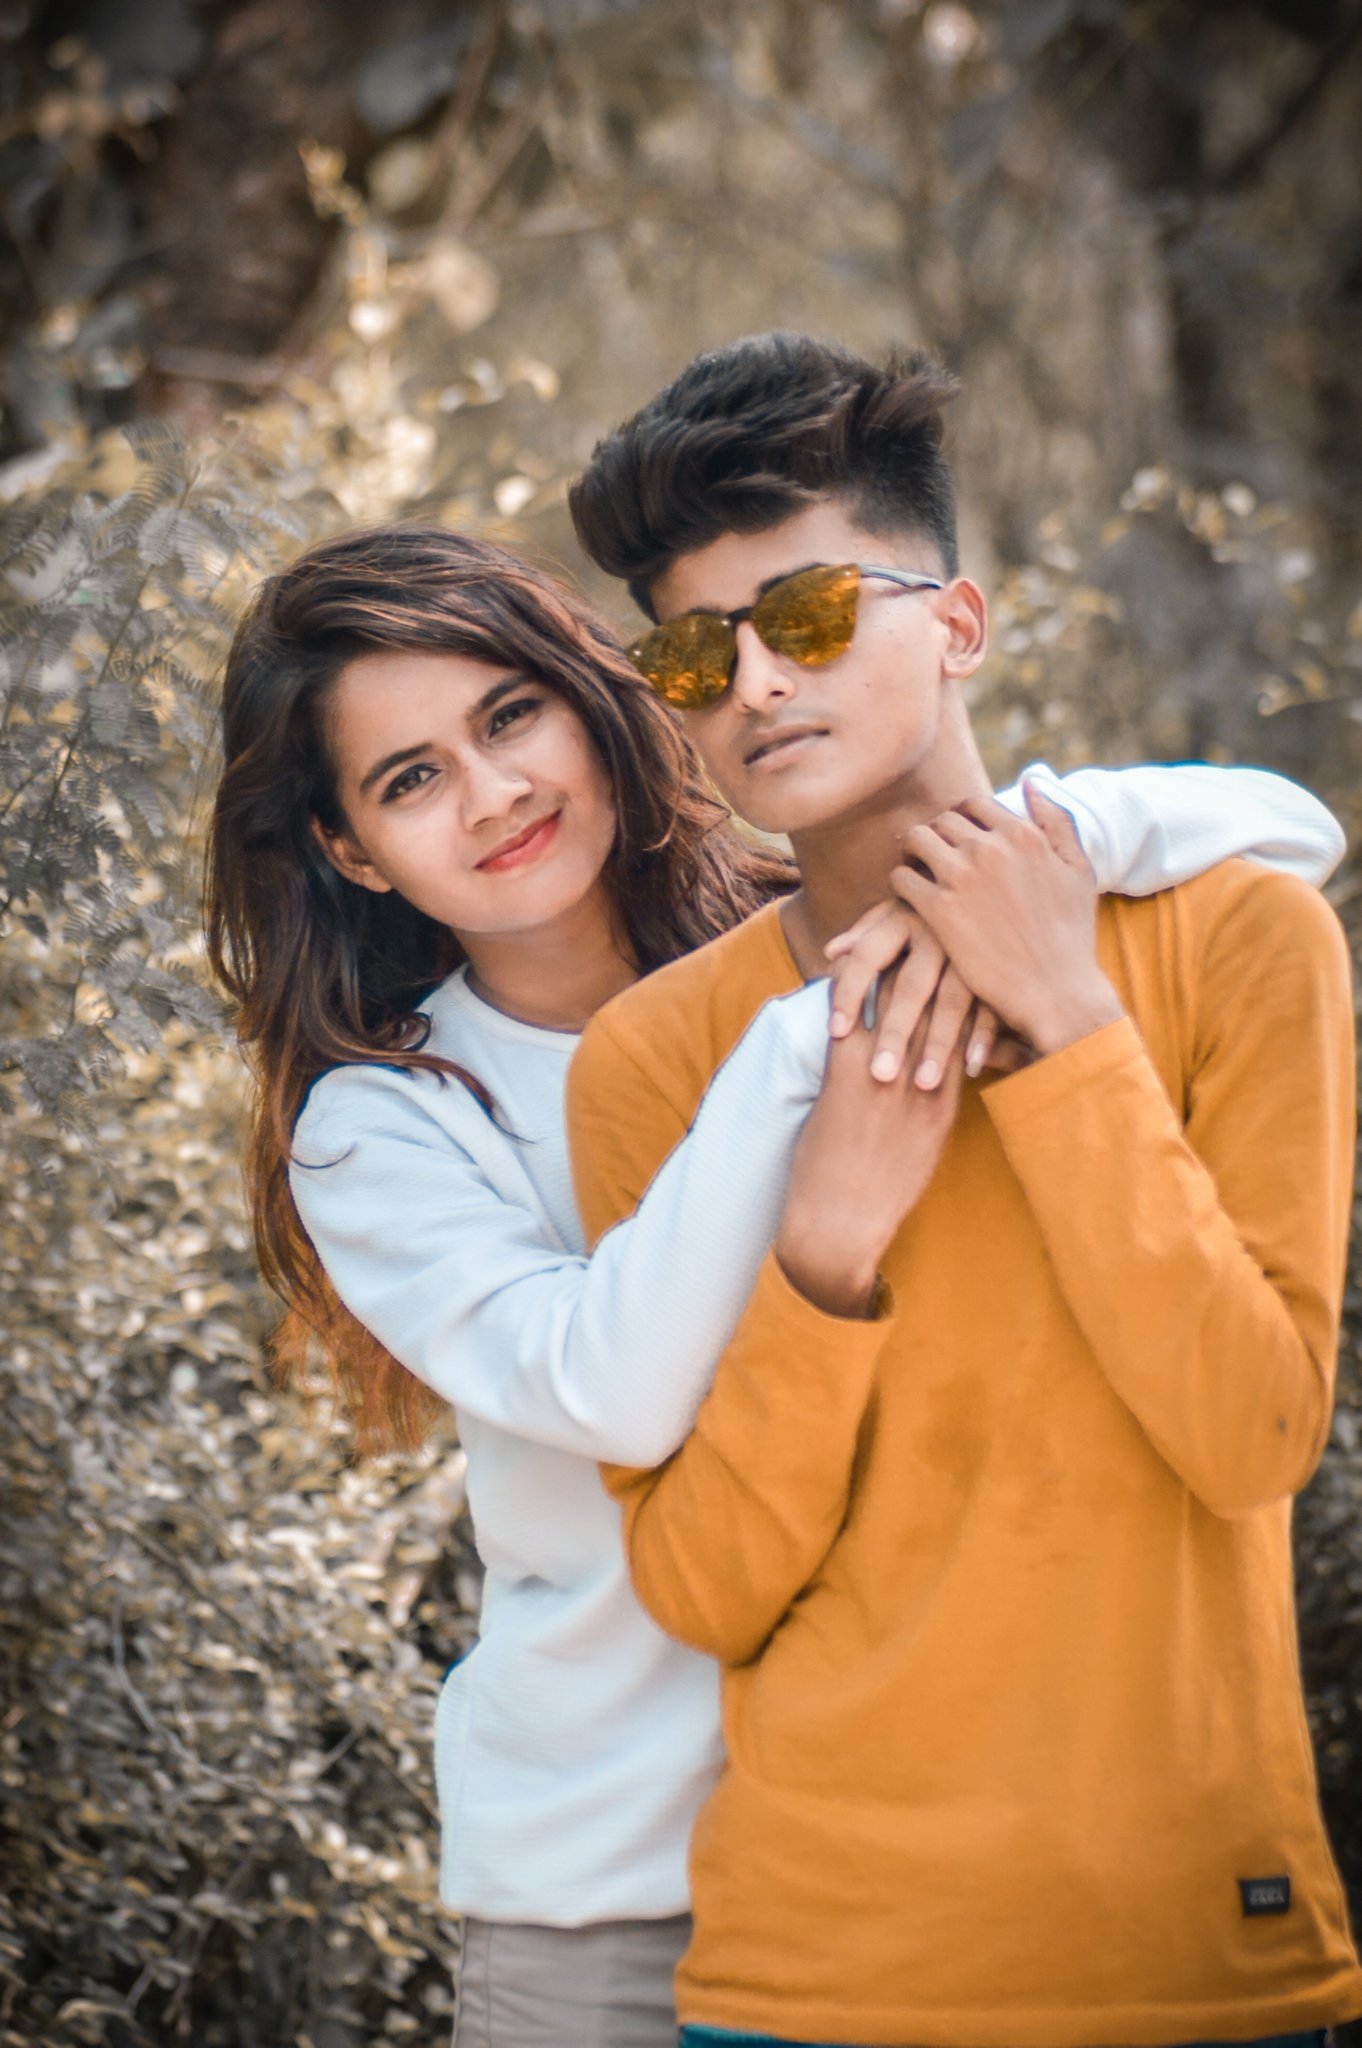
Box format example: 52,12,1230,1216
1239,1875,1291,1917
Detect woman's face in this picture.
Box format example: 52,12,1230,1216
316,648,619,938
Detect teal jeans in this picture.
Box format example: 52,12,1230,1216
678,2033,1332,2048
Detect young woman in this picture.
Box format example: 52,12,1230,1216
205,523,1343,2048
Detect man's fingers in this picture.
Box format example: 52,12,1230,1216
954,792,1028,839
983,1029,1035,1077
926,809,988,850
1021,779,1092,877
897,822,964,880
912,968,973,1090
867,941,946,1082
888,860,936,914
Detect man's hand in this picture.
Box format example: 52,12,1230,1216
888,782,1124,1059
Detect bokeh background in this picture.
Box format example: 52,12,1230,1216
3,2,1362,2043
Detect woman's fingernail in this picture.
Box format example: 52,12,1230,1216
915,1058,940,1090
829,1011,850,1038
966,1043,985,1077
871,1051,899,1081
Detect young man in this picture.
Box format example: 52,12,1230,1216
565,335,1362,2048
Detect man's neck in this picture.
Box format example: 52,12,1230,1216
780,719,993,978
460,884,638,1033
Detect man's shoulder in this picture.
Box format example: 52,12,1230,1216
596,898,792,1048
1115,856,1346,960
574,900,794,1118
1107,858,1351,1057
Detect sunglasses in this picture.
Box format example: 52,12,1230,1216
626,561,944,709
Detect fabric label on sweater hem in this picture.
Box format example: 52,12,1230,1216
1240,1874,1292,1916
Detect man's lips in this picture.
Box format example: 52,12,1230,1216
475,811,562,872
743,723,828,769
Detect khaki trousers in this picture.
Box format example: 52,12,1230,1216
452,1914,691,2048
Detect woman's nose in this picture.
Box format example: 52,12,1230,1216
460,750,534,828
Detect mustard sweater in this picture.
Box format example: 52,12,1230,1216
567,864,1361,2048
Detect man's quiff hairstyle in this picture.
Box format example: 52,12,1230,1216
569,332,961,619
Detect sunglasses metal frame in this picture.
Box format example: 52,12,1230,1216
628,562,945,709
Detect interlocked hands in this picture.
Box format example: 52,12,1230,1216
824,781,1116,1088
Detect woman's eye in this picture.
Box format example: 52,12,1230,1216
488,695,542,737
382,763,435,803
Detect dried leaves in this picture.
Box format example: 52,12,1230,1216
1,1034,479,2047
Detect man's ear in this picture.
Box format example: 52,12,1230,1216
310,814,394,895
937,577,988,684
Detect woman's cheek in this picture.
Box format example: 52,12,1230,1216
398,810,476,923
577,737,620,845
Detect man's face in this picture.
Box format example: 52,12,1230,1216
650,501,983,839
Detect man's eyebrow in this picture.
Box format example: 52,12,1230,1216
676,561,826,619
355,674,535,796
754,560,823,600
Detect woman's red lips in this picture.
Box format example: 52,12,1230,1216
476,811,562,872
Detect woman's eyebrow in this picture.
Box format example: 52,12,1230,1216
356,677,537,795
469,672,535,718
358,742,433,796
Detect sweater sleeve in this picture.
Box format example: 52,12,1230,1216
996,761,1345,892
981,869,1355,1518
570,1006,894,1667
290,979,830,1468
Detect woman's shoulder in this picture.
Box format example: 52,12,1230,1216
293,972,486,1148
292,1059,454,1166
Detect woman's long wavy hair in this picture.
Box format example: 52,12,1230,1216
206,524,795,1453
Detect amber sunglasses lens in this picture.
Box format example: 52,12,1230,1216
627,562,864,706
750,562,861,667
628,610,736,708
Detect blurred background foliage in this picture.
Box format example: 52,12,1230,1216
2,0,1361,2042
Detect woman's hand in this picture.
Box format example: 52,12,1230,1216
775,996,966,1321
825,898,1000,1089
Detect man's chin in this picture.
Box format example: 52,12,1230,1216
732,790,849,838
727,742,937,841
722,761,868,839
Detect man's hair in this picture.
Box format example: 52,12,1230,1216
569,332,961,618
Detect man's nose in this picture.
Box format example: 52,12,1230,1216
729,620,797,714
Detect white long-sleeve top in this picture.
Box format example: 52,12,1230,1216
289,764,1342,1926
